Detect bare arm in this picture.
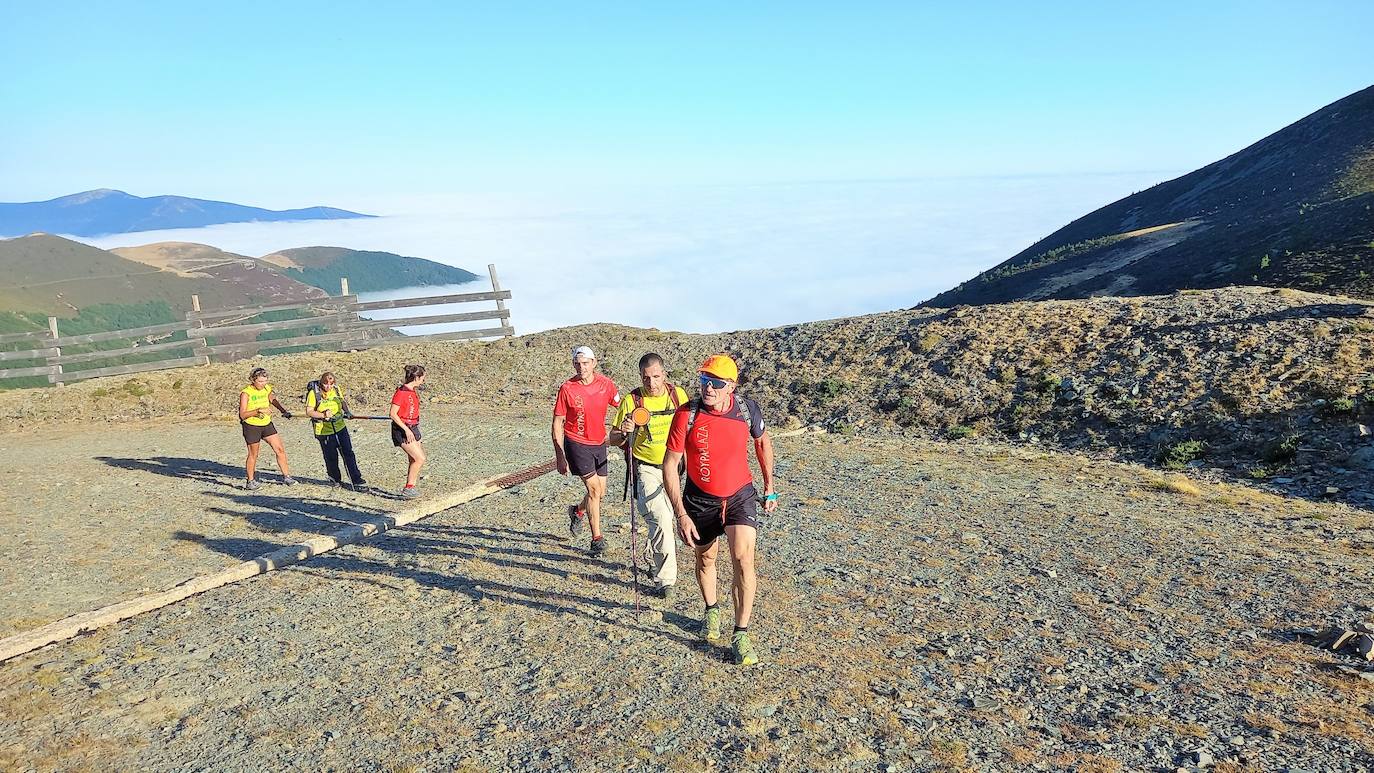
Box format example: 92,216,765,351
305,393,328,420
237,392,260,421
662,449,698,544
552,416,569,475
268,395,292,417
755,431,777,512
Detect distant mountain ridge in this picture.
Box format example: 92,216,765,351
0,189,373,237
924,84,1374,307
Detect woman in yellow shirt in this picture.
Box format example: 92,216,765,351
238,367,295,491
305,371,368,492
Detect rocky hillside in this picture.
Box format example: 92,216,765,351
926,84,1374,307
3,285,1374,504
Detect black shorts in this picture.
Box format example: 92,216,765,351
683,480,758,545
241,421,278,445
564,438,608,478
391,421,421,447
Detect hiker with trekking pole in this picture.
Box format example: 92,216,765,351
662,354,777,666
553,345,621,555
303,371,369,493
608,353,690,603
238,366,296,490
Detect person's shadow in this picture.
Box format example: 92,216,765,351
97,456,333,487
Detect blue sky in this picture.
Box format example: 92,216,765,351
2,1,1370,208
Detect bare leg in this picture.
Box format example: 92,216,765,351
585,474,606,538
726,525,758,628
263,433,290,477
401,441,425,486
245,442,260,480
695,539,720,607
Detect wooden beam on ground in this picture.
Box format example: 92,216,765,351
52,338,206,366
55,356,207,383
349,290,511,312
0,460,560,664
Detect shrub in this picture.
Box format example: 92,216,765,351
948,424,976,440
1036,373,1060,395
1265,433,1302,463
1159,440,1205,469
813,378,846,403
916,332,943,354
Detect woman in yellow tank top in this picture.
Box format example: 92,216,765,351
238,367,295,491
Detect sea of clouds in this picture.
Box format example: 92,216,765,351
83,173,1173,335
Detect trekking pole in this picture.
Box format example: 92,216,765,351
625,406,652,617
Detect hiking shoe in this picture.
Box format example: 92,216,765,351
651,584,673,601
400,486,419,499
701,607,723,642
568,505,586,537
732,631,759,666
589,536,607,555
245,479,261,491
281,476,297,486
353,481,369,494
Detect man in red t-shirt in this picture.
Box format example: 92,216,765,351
553,345,620,554
663,354,777,666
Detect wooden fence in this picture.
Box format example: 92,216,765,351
0,265,513,386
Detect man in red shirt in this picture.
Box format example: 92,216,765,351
553,345,620,554
663,354,777,666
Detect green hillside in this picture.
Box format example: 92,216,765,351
261,246,479,293
924,84,1374,307
0,234,321,316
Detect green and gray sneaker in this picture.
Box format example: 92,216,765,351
701,607,723,642
732,631,759,666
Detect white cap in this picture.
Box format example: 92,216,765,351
571,345,596,361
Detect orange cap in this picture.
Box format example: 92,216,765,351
699,354,739,381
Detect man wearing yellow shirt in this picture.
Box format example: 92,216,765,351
608,353,689,599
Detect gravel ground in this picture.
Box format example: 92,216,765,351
4,428,1374,771
0,405,550,636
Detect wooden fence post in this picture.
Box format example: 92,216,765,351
188,297,210,366
47,316,63,387
340,277,349,297
487,264,511,336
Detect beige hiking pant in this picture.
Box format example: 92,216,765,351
634,462,678,588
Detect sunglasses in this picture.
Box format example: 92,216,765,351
699,375,729,390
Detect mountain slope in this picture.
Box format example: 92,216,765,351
259,246,479,293
0,189,373,237
924,84,1374,307
0,235,323,316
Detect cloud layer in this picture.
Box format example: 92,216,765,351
84,174,1172,334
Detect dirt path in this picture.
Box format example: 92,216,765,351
3,420,1374,770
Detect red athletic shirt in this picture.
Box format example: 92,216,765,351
554,374,620,445
666,395,765,498
391,385,420,425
